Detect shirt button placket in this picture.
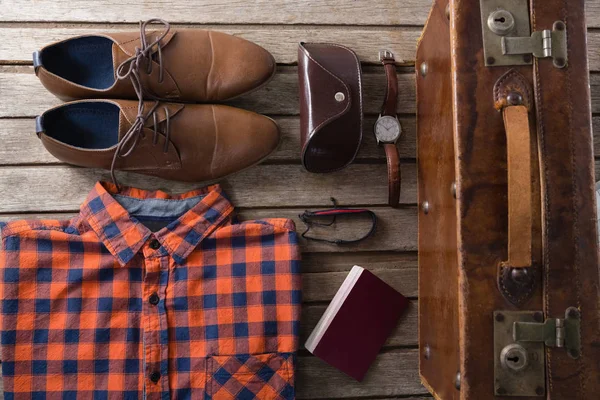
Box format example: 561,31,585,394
149,292,160,306
142,238,169,398
150,371,161,383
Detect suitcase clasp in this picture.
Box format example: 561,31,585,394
512,307,581,357
493,308,581,397
502,21,568,69
479,0,567,68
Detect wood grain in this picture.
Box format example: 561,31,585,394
300,251,417,273
2,66,600,118
3,24,600,70
0,207,419,255
2,0,599,28
303,267,417,301
0,210,419,304
0,117,417,165
297,349,427,398
0,164,418,211
302,302,418,347
7,114,600,165
0,25,421,66
0,66,416,117
0,206,418,254
0,0,435,26
0,348,427,399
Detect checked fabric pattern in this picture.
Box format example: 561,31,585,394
0,182,301,399
206,353,295,399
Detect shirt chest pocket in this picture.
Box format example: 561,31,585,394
206,352,295,399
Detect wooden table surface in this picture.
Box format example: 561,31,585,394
0,0,599,398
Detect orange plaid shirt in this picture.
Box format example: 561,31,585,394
0,182,301,399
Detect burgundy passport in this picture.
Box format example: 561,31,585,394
305,265,409,381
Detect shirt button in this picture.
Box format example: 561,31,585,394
149,293,160,306
150,371,161,383
149,239,161,250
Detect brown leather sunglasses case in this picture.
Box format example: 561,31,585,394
298,42,363,173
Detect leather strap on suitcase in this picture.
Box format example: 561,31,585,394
532,1,600,396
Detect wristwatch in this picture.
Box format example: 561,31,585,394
374,50,402,207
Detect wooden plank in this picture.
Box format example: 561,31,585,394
0,0,432,26
300,251,417,273
1,210,419,254
0,210,418,301
2,0,599,28
2,25,599,71
593,117,600,156
245,210,418,253
0,164,418,211
3,66,600,118
0,66,416,117
302,301,418,347
300,253,418,301
0,25,421,66
0,350,426,399
0,117,417,165
591,31,600,72
4,110,600,166
0,207,418,253
303,267,417,301
593,159,600,180
297,349,427,398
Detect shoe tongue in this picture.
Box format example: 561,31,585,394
109,30,176,79
117,108,134,140
112,43,131,81
116,102,186,140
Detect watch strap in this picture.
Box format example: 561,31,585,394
381,57,398,116
384,143,401,207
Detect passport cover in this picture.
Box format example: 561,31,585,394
305,266,409,381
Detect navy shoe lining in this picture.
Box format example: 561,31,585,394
43,102,120,149
42,36,115,90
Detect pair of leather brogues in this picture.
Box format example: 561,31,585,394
34,19,279,185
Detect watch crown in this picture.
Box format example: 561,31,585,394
379,50,394,62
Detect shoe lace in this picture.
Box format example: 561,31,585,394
111,18,172,187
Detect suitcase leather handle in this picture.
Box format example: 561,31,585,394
494,69,536,271
494,70,537,306
502,105,533,268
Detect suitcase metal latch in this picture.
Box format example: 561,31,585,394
480,0,567,68
493,308,581,397
501,21,567,69
512,307,581,357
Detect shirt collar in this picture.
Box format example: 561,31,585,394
79,182,234,266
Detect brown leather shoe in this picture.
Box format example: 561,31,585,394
33,19,275,102
35,100,280,183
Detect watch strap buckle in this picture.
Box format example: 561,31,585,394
379,49,395,62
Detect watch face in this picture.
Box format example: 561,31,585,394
375,116,402,143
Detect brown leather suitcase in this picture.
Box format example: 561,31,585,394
416,0,600,398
